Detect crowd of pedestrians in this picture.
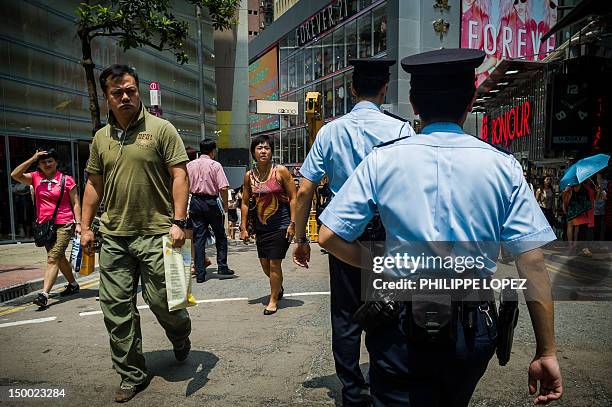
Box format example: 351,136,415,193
14,53,612,405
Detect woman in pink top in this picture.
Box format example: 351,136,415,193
11,149,82,308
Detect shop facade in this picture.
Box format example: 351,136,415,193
248,0,465,164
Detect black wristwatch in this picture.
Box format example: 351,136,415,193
172,219,188,229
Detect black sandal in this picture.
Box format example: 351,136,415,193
263,307,278,315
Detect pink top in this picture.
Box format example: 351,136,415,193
30,171,76,224
186,155,229,195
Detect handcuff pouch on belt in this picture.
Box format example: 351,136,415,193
404,294,456,346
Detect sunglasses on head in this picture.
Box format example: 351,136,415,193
514,0,527,4
550,1,557,9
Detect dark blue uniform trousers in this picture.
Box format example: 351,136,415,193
190,195,229,280
329,254,370,406
366,309,497,407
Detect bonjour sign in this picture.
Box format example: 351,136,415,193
480,101,531,146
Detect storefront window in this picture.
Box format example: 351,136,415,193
314,40,323,80
346,76,356,111
280,36,288,63
270,132,281,163
346,20,358,62
324,79,334,119
296,128,305,163
288,55,296,91
358,12,372,58
334,75,346,116
359,0,372,10
296,50,304,88
347,0,358,16
323,35,333,76
304,46,313,83
280,59,288,94
333,26,346,72
373,5,387,55
297,89,305,125
288,129,296,163
288,92,297,127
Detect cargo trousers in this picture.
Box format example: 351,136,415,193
99,234,191,387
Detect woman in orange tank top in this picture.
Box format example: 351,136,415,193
240,135,297,315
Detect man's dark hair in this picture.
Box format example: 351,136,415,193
410,89,474,123
200,139,217,154
352,75,388,98
250,134,274,159
99,64,139,94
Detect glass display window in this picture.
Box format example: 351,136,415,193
323,35,333,77
334,74,346,116
323,78,334,119
314,40,323,80
358,12,372,58
373,5,387,55
346,20,358,62
304,46,313,83
333,26,346,72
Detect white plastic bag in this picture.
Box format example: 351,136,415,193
205,227,216,246
70,234,82,273
163,236,197,311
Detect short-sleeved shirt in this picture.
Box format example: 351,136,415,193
300,101,414,195
86,105,188,236
320,122,556,275
30,171,76,224
187,155,229,195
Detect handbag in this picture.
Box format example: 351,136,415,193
246,171,258,236
566,187,592,221
33,174,66,247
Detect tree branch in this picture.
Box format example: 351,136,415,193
89,32,170,53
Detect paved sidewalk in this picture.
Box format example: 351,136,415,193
0,243,50,289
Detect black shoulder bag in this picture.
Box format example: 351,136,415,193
33,175,66,247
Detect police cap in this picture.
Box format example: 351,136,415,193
348,58,396,81
400,48,485,94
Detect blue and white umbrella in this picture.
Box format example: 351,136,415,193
559,154,610,191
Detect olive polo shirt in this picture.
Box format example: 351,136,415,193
86,105,188,236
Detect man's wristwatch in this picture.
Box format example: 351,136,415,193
172,219,188,229
294,236,310,244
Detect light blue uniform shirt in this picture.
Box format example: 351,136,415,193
300,101,414,195
320,122,556,274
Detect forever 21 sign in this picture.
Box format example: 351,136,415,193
295,0,348,47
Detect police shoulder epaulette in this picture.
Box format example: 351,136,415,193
375,136,410,148
382,110,408,122
474,136,512,155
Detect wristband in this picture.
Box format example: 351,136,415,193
294,237,310,244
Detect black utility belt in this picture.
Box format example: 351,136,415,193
192,193,218,199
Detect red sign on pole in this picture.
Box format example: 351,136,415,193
149,81,160,91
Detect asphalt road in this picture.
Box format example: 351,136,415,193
0,242,610,406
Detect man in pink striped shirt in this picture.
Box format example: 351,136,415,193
187,139,234,282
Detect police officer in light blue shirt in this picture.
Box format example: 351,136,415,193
293,58,415,406
318,49,563,406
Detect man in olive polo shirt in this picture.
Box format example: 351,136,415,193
81,64,191,403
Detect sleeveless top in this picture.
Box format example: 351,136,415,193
250,165,291,233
